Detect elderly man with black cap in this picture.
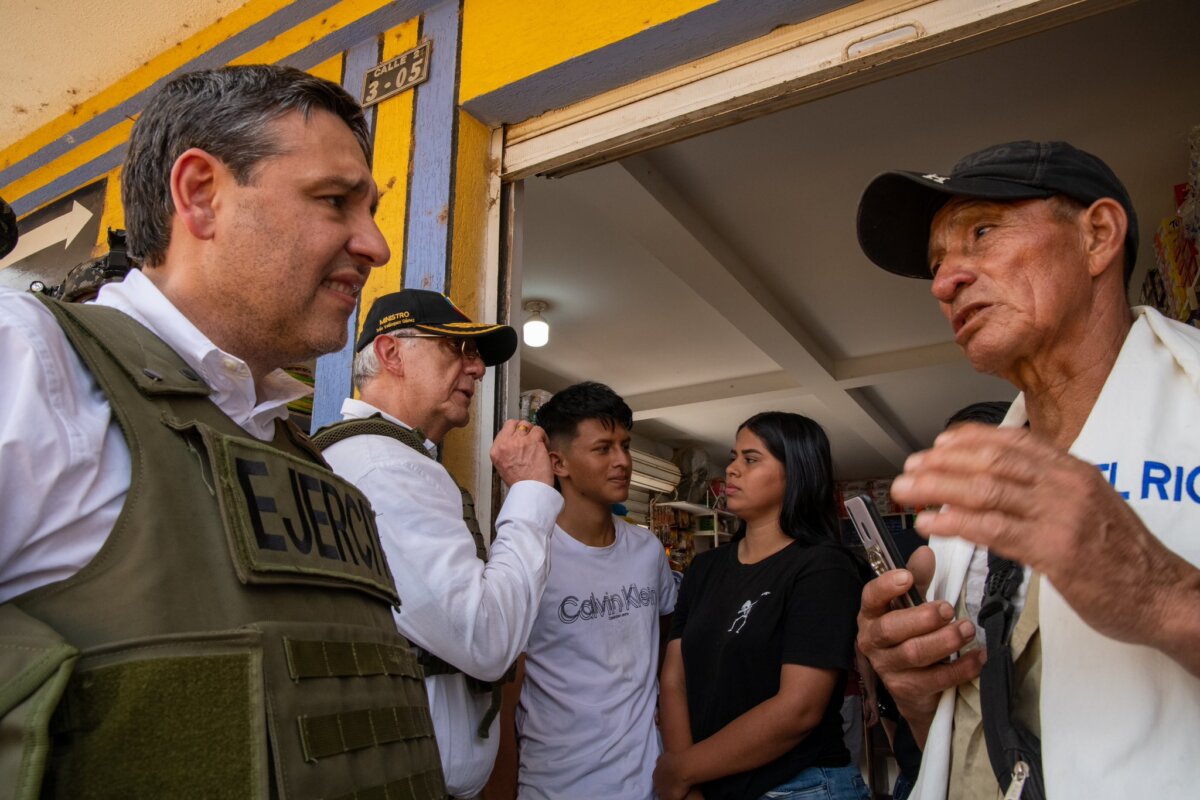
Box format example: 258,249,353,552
854,141,1200,800
316,289,561,799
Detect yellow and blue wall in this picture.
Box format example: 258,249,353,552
0,0,829,485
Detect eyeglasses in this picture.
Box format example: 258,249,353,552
405,333,483,363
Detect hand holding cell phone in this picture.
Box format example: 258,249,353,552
845,494,924,609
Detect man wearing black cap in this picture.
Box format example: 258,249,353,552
855,141,1200,800
316,289,562,799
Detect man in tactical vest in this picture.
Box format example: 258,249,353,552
854,141,1200,799
316,290,562,799
0,65,447,799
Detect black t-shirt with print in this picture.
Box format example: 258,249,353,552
669,539,862,800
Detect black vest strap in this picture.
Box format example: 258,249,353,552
978,552,1044,800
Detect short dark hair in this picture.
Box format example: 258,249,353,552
536,381,633,447
945,400,1011,429
122,64,371,266
736,411,839,546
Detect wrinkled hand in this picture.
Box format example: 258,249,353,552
652,751,692,800
491,420,553,487
891,423,1196,656
856,546,984,747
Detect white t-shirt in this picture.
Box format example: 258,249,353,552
517,518,678,800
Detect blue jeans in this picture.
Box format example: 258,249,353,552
757,765,870,800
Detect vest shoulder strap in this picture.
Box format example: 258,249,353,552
312,415,486,562
36,295,212,399
311,416,432,457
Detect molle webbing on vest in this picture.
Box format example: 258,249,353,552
284,638,423,680
327,770,446,800
13,298,446,800
313,416,507,736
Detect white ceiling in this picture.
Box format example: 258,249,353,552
0,0,245,148
517,0,1200,479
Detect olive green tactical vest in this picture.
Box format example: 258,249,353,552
5,298,447,800
311,418,506,737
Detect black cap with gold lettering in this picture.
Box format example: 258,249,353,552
356,289,518,366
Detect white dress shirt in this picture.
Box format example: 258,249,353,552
0,270,308,603
321,398,562,799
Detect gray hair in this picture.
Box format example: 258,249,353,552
122,64,372,266
351,330,421,392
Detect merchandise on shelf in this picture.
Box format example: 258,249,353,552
1138,135,1200,326
649,499,737,572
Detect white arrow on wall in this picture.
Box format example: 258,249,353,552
0,201,94,271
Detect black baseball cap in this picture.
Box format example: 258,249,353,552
857,140,1138,279
356,289,518,366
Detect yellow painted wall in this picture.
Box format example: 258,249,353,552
440,109,497,492
459,0,717,103
95,167,125,252
0,0,402,228
0,0,295,175
3,0,737,490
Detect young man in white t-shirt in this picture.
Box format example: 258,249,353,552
509,381,677,799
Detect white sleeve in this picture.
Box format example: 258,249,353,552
655,542,678,615
0,292,127,602
343,449,562,682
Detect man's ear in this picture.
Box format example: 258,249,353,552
373,335,406,377
549,449,569,479
170,148,226,242
1081,197,1127,280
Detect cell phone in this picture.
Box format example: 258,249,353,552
845,493,923,609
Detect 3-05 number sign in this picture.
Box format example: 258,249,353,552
361,40,432,108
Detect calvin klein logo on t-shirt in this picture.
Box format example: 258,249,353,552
557,583,659,624
728,591,771,634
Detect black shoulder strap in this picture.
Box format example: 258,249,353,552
978,552,1044,800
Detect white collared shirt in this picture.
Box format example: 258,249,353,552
322,398,563,798
0,270,309,603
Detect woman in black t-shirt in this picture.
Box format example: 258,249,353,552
655,412,868,800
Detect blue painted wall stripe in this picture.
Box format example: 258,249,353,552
402,0,458,293
311,35,384,434
0,0,342,188
7,2,435,216
1,0,437,189
278,1,426,73
462,0,855,126
11,144,127,217
440,0,466,299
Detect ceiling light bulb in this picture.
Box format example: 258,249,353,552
523,300,550,348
